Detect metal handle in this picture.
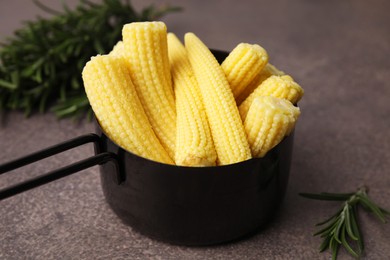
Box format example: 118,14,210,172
0,134,122,201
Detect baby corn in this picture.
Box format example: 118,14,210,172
185,33,251,165
122,22,176,159
236,63,284,105
168,33,217,166
244,96,300,157
82,55,173,164
221,43,268,99
239,75,304,121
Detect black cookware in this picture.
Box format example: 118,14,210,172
0,50,295,245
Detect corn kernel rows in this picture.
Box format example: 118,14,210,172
122,22,176,159
185,33,252,165
83,21,304,166
221,43,268,99
168,33,217,166
82,55,173,164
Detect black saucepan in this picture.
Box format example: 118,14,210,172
0,50,295,246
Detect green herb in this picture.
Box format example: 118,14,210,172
0,0,181,119
300,186,389,259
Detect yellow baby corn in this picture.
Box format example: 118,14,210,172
239,75,304,121
168,33,217,166
275,97,301,135
109,41,125,57
185,32,251,165
221,43,268,99
244,96,300,158
236,63,284,105
82,55,173,164
122,21,176,159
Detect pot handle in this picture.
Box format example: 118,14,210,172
0,133,122,201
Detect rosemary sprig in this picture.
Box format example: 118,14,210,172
300,186,389,259
0,0,181,119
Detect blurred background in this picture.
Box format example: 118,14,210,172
1,0,389,259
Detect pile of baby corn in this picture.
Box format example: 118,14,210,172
82,21,304,166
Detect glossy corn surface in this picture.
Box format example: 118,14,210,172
244,96,300,157
185,33,251,165
221,43,268,99
236,63,284,105
239,75,304,121
82,55,173,164
168,33,217,166
122,22,176,159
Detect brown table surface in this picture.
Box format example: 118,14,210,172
1,0,389,259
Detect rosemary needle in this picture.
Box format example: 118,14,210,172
0,0,181,119
300,186,389,260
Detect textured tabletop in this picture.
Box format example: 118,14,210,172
1,0,390,259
